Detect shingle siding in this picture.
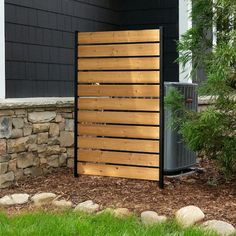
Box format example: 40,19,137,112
5,0,179,98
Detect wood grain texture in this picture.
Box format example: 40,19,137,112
78,150,159,166
78,98,159,111
78,163,159,180
78,85,159,97
78,71,160,84
78,111,160,125
78,57,159,70
78,137,159,153
78,43,160,57
78,29,160,44
78,124,159,139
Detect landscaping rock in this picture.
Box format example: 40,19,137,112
31,193,57,206
52,200,73,209
74,200,99,213
202,220,235,236
28,112,56,123
113,208,131,218
0,194,29,205
141,211,167,225
175,205,205,227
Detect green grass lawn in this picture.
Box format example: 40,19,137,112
0,211,218,236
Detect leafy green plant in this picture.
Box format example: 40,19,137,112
166,0,236,179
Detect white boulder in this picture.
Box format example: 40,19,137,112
74,200,99,213
31,192,57,206
141,211,167,225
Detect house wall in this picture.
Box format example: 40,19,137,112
118,0,179,82
4,0,179,98
5,0,119,98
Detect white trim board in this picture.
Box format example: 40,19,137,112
179,0,192,83
0,0,5,98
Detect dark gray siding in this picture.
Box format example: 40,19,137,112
5,0,179,98
5,0,119,97
118,0,179,82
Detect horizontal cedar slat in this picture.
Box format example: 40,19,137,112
78,43,160,57
78,29,160,44
78,137,159,153
78,124,159,139
78,57,159,70
78,150,159,167
78,71,160,84
78,98,159,111
78,163,159,181
78,85,159,97
78,111,160,125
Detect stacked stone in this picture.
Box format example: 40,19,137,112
0,105,74,188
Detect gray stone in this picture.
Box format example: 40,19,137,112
31,192,57,206
8,159,17,171
0,171,14,186
202,220,235,236
175,205,205,227
52,200,73,209
67,148,74,158
7,137,29,153
27,135,37,144
141,211,167,225
0,162,8,174
15,109,26,116
48,137,60,145
11,129,23,138
24,167,42,176
65,119,74,131
59,153,67,166
37,132,48,144
74,200,99,213
67,158,74,168
0,117,12,138
55,114,62,123
60,131,74,147
0,154,10,163
0,194,29,205
33,124,49,133
49,123,59,137
0,139,6,156
15,169,24,180
17,152,35,168
23,124,32,136
48,155,59,167
113,208,131,218
28,112,56,123
46,145,61,155
37,144,47,153
12,118,24,129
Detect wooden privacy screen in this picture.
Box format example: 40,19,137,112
74,29,164,188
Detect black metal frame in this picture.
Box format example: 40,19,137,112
159,27,164,188
74,31,78,177
74,28,164,188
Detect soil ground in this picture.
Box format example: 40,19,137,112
1,159,235,226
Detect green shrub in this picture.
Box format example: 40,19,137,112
166,0,236,179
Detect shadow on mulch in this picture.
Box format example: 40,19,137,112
1,160,236,225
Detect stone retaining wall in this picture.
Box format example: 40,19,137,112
0,98,74,188
0,97,212,188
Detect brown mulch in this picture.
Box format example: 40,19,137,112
1,160,236,226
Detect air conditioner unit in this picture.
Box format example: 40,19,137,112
164,82,198,173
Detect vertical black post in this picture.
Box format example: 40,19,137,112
159,27,164,188
74,31,78,177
